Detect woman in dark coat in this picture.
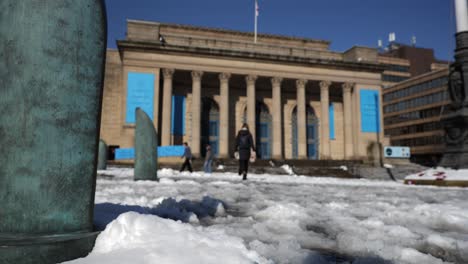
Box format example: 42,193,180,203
235,123,256,180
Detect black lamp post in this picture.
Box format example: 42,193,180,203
440,0,468,168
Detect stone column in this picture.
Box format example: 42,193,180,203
191,70,203,157
296,79,308,159
320,81,331,159
343,83,354,159
161,68,174,146
271,77,283,159
246,75,257,141
219,73,231,158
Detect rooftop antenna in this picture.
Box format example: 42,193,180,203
411,35,417,46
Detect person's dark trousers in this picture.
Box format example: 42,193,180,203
180,158,193,172
238,159,249,180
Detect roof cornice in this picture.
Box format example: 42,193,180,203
117,40,385,73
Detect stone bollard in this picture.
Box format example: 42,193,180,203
0,1,107,263
135,108,159,181
97,139,108,170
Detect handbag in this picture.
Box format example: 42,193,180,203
249,149,256,163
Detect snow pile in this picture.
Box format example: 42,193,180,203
406,167,468,181
383,164,394,169
280,165,295,175
67,212,270,264
79,167,468,263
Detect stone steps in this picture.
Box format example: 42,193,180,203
160,158,360,178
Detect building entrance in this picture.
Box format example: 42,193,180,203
201,98,219,157
292,106,319,159
256,102,272,159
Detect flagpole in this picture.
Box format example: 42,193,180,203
254,0,258,43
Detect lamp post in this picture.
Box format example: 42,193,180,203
440,0,468,168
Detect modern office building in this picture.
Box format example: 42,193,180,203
101,20,388,161
383,68,449,165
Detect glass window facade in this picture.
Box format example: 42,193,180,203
385,122,442,137
382,64,410,73
382,75,410,83
384,107,442,126
383,77,448,102
384,91,448,114
392,136,443,147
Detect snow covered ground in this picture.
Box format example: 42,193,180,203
66,167,468,264
406,167,468,182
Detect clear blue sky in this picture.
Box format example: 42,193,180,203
104,0,454,61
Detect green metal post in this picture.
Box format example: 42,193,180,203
0,1,107,263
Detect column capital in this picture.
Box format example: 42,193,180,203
162,68,175,79
219,72,231,82
191,70,204,81
296,79,308,87
245,75,258,85
342,82,355,93
271,77,283,86
319,80,332,90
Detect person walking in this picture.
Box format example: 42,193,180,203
180,142,193,173
235,123,256,180
203,144,213,174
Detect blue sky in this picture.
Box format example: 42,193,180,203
105,0,454,61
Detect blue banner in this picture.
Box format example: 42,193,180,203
125,72,155,123
115,148,135,160
158,146,185,157
171,95,185,135
114,146,185,160
360,90,380,133
329,103,335,140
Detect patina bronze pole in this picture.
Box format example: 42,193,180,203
98,139,108,170
0,1,107,263
135,108,159,181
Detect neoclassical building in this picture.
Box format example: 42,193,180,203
101,20,387,161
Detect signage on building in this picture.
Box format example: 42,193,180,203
125,72,155,123
384,146,411,158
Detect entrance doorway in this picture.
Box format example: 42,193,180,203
256,102,272,159
292,106,319,159
201,98,219,157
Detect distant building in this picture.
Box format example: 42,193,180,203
383,68,449,166
101,20,388,162
378,55,412,88
379,42,448,88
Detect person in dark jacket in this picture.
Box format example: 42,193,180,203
180,142,193,173
235,123,256,180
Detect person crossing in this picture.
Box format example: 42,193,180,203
180,142,193,173
235,123,256,180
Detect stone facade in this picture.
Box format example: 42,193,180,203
100,20,387,161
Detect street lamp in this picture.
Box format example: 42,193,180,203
440,0,468,168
